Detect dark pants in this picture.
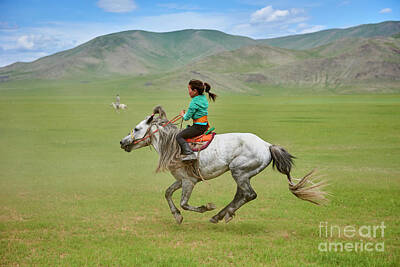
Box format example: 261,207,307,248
176,124,208,149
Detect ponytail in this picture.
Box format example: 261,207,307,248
204,82,217,102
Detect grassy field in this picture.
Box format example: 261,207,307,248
0,79,399,266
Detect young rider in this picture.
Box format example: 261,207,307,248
177,79,217,162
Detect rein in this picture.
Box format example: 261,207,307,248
132,114,183,145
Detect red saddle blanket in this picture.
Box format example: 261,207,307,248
185,132,216,152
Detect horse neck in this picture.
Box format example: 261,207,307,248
149,122,178,157
149,124,162,154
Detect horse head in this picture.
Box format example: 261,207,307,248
120,105,167,152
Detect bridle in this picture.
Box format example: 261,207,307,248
131,114,183,145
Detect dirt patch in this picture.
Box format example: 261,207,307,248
0,207,25,222
244,73,267,83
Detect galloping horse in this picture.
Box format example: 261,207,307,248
120,106,328,224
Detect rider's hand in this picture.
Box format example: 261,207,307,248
180,110,185,117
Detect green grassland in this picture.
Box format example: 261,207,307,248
0,79,399,266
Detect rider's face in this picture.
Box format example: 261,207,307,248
188,85,198,98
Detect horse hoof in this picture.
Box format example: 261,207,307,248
174,214,183,224
209,217,219,224
206,203,216,211
224,213,234,224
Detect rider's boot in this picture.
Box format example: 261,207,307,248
180,142,197,162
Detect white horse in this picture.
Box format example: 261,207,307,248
111,102,128,111
120,106,328,224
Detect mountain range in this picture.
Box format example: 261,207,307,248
1,20,399,93
260,20,400,50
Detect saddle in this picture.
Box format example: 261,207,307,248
185,132,216,152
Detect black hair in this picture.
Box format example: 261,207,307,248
189,79,217,102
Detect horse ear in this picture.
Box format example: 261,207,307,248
152,105,167,120
146,114,154,124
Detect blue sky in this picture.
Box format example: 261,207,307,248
0,0,399,67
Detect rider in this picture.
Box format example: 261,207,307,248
116,94,120,109
177,79,217,161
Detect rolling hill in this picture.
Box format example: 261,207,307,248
0,29,257,80
259,20,400,50
152,37,400,93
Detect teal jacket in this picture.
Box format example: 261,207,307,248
183,95,208,125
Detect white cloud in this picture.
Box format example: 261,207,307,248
250,6,306,24
251,6,289,23
290,8,305,16
97,0,136,13
226,5,316,38
1,32,77,53
0,22,119,66
379,8,392,14
17,35,35,50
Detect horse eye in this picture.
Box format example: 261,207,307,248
134,127,139,131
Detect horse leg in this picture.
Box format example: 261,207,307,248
209,185,242,223
223,178,257,223
217,155,268,223
210,177,257,223
210,154,267,224
180,179,216,213
165,180,183,224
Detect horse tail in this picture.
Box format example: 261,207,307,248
269,145,329,205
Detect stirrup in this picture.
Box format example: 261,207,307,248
181,153,197,162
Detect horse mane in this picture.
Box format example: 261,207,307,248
153,105,167,120
149,106,200,178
